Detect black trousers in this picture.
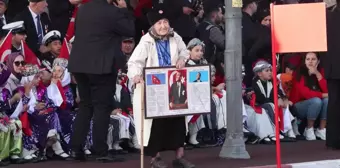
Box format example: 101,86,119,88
71,73,117,155
326,79,340,149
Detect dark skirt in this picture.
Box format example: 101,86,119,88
145,117,186,157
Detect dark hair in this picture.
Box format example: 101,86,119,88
294,52,321,82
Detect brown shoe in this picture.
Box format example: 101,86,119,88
151,158,168,168
172,158,195,168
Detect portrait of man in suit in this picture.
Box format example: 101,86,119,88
169,71,188,110
193,72,201,82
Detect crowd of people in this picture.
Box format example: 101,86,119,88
0,0,338,167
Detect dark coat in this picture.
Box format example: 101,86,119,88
323,8,340,79
5,0,28,21
68,0,135,74
169,82,187,104
47,0,74,38
14,7,51,56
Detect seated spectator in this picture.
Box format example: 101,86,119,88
0,62,26,166
252,60,296,141
40,30,62,70
107,72,139,154
48,58,92,156
2,21,27,53
21,64,69,160
290,52,328,141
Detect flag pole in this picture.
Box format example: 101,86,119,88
270,3,282,168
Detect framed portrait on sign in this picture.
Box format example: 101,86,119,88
143,65,212,119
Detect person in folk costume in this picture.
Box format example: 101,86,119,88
107,71,139,154
20,63,70,161
242,76,276,144
252,60,296,142
0,62,28,166
39,30,62,70
5,52,25,92
47,58,92,156
4,52,40,162
2,21,27,53
276,63,301,137
184,38,206,147
290,52,328,141
127,8,195,168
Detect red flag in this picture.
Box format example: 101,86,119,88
58,38,70,59
152,75,161,85
190,115,200,123
65,0,90,41
249,94,263,114
0,30,13,62
65,9,77,41
21,41,41,66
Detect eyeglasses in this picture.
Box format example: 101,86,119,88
14,61,26,67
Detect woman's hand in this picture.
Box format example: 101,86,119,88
322,93,328,98
278,98,285,108
133,75,144,84
176,58,186,69
24,82,33,96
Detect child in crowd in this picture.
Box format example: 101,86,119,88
252,61,296,142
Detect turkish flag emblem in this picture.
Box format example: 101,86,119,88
152,75,161,85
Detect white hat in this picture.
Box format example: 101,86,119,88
2,21,26,34
42,30,61,46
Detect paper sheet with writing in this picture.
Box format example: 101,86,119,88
144,65,211,118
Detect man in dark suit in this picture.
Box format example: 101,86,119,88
324,3,340,150
68,0,135,162
194,72,201,82
169,71,188,109
0,0,9,38
47,0,74,38
13,0,50,56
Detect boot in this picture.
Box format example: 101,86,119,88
189,133,199,145
151,157,168,168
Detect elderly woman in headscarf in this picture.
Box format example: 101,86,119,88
0,62,27,165
48,58,92,156
127,8,194,168
21,64,69,161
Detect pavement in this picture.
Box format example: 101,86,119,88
7,141,340,168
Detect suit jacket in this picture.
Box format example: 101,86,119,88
169,82,187,104
14,7,51,56
323,8,340,79
47,0,74,38
68,0,135,74
0,15,11,38
5,0,28,21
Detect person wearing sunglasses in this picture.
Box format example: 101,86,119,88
39,30,62,71
6,52,26,93
2,20,27,53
